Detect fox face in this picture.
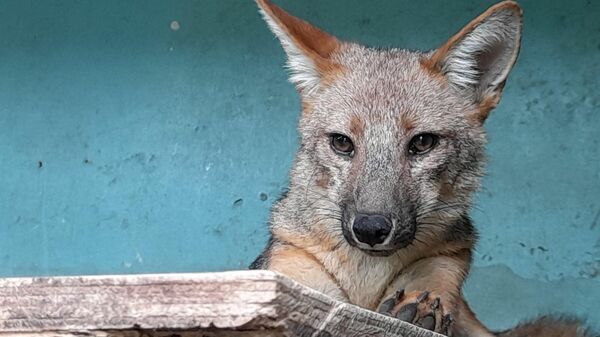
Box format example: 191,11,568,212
302,52,490,255
258,1,522,256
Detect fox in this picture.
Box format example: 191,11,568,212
249,1,594,337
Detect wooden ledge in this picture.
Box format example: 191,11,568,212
0,270,441,337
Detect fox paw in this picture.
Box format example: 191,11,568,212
378,289,454,336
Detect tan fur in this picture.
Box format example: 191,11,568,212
349,115,365,137
470,93,501,124
419,57,449,84
320,53,348,88
272,220,474,312
399,115,416,132
315,169,331,188
267,242,348,301
255,0,346,95
301,100,313,116
439,172,456,200
255,0,339,63
271,223,403,309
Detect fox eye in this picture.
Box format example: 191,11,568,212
330,133,354,156
408,133,438,155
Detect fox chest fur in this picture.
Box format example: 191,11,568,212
312,244,404,309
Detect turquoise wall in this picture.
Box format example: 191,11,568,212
0,0,598,331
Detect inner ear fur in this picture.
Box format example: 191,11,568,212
423,1,522,120
256,0,344,96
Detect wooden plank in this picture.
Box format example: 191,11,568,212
0,270,441,337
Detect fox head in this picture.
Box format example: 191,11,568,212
257,0,522,256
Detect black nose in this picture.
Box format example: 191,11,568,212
352,213,392,246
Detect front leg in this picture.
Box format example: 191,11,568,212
377,252,493,337
266,242,349,302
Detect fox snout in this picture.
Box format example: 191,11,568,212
343,209,417,256
352,213,391,246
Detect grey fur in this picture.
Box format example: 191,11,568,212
251,2,591,336
252,0,526,259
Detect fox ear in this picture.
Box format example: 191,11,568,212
256,0,342,96
426,1,522,106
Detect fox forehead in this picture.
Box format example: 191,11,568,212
306,45,475,138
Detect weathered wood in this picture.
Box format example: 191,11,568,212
0,270,441,337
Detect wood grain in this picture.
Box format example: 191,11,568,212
0,270,441,337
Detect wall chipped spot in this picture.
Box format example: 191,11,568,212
580,261,600,278
481,254,493,262
108,177,118,186
135,253,143,264
259,192,268,201
170,21,180,31
591,209,600,229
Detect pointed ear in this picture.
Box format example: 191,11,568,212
256,0,343,96
424,1,522,114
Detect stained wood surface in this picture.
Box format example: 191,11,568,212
0,270,440,337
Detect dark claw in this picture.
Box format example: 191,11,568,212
419,315,436,331
431,297,440,310
442,314,454,334
395,302,418,322
395,289,405,300
378,297,397,315
417,291,430,303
